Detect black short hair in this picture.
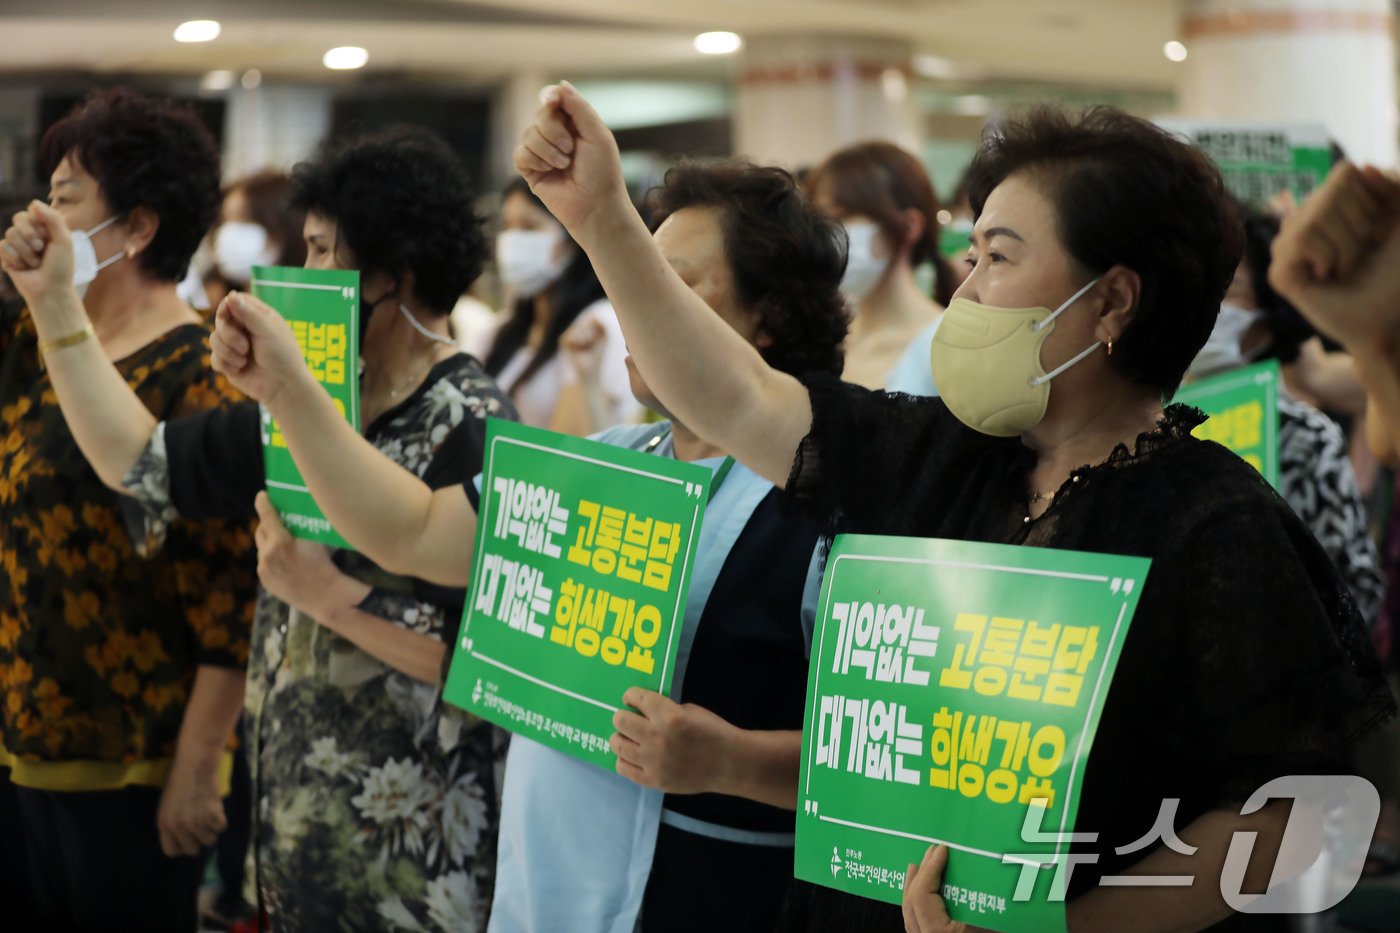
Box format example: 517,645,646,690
1238,205,1313,365
646,161,847,377
40,87,221,283
967,105,1244,397
290,126,486,315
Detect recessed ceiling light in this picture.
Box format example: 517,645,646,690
323,46,369,70
694,32,742,55
1164,40,1189,62
174,20,221,43
241,69,262,90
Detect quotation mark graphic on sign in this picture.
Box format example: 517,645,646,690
1109,578,1135,595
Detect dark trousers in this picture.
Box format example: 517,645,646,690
213,721,253,913
641,822,795,933
2,768,208,933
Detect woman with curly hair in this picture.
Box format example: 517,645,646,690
0,88,257,932
5,125,515,931
191,155,852,930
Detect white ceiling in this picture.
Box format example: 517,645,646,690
0,0,1184,90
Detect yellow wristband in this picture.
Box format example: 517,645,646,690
39,324,96,355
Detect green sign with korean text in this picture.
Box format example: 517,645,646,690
253,265,360,549
1157,120,1333,207
1172,359,1281,489
796,535,1150,933
443,418,712,769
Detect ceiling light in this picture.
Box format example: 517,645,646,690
1164,40,1189,62
694,32,743,55
323,46,369,70
241,69,262,90
174,20,221,43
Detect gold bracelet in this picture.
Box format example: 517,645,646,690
39,324,96,355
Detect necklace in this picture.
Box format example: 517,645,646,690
1023,474,1082,524
387,356,436,399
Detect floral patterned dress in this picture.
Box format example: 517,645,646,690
122,354,516,932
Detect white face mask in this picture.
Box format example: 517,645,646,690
71,214,124,298
214,221,279,284
839,222,887,305
497,228,570,298
1187,302,1265,378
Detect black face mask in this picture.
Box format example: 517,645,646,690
359,286,395,349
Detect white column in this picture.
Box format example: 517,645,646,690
1178,0,1397,166
490,70,549,191
222,83,334,180
734,36,920,168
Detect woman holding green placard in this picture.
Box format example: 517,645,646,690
4,126,516,931
1184,205,1385,632
497,86,1392,933
208,160,848,932
204,88,1394,930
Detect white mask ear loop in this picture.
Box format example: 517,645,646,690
87,214,120,237
397,303,457,349
1030,341,1103,386
1028,276,1105,387
88,214,127,273
1030,276,1103,333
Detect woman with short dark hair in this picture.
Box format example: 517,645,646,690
0,86,256,933
499,88,1391,931
190,154,851,933
5,124,514,931
490,159,847,933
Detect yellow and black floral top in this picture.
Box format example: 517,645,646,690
0,307,256,791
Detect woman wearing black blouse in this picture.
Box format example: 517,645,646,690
496,88,1395,931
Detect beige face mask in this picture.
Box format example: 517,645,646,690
929,277,1102,437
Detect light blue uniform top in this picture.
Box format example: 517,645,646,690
487,422,822,933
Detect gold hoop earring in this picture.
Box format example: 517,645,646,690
1107,339,1114,356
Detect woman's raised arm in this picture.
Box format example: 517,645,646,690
211,292,478,587
514,83,813,488
2,201,158,490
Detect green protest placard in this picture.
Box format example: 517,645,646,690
1172,359,1281,489
443,418,713,769
252,265,360,548
1156,119,1333,207
796,535,1150,933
